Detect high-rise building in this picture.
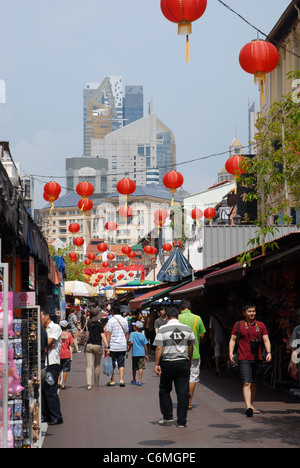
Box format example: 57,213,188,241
123,85,143,126
83,77,121,156
90,106,176,192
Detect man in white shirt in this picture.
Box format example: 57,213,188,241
41,308,63,425
106,302,129,387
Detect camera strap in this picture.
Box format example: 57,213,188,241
244,321,260,340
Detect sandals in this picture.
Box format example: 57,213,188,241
136,381,142,386
86,385,92,391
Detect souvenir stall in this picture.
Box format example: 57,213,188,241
0,265,42,448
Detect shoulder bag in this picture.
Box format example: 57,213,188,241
78,320,89,348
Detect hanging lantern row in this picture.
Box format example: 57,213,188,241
160,0,207,62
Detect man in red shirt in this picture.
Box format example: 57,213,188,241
229,303,272,417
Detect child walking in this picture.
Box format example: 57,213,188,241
58,320,74,390
128,321,149,386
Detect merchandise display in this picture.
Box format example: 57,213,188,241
0,292,41,448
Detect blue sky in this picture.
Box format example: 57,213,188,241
0,0,291,207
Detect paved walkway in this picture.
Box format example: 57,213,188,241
42,351,300,449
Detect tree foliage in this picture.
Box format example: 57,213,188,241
237,72,300,265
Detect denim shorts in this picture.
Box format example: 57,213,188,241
110,351,126,369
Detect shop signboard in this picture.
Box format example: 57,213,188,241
13,292,36,308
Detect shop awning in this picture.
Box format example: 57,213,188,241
169,277,206,297
129,282,188,310
204,262,244,285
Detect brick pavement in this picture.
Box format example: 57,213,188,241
41,351,300,449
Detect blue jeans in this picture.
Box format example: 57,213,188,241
159,360,190,426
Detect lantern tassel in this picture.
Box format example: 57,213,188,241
186,35,189,62
50,202,54,214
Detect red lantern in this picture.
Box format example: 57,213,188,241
118,205,133,218
239,40,279,102
102,261,109,268
117,263,124,268
161,0,207,62
88,253,96,261
68,222,81,234
190,208,203,222
44,181,61,212
204,208,216,224
118,274,125,280
69,252,77,261
84,259,91,265
102,282,107,287
129,272,135,277
144,245,153,255
151,247,158,255
107,253,115,261
173,240,182,248
73,237,84,247
163,170,184,205
78,198,93,214
154,209,168,222
98,274,103,280
105,221,118,232
225,155,246,177
163,243,172,252
76,181,94,198
122,245,132,256
116,178,136,198
128,251,136,260
97,243,108,253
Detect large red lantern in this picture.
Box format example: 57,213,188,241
44,181,61,212
116,178,136,205
105,221,118,232
144,245,153,255
102,261,109,268
97,243,108,253
239,40,279,102
161,0,207,62
225,155,246,177
88,253,96,261
73,237,84,247
163,243,173,252
163,170,184,205
76,181,94,198
68,222,81,234
204,208,216,225
122,245,132,256
78,198,93,214
84,259,91,266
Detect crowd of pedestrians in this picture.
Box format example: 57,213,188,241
40,299,300,429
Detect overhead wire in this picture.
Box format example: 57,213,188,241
217,0,300,59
